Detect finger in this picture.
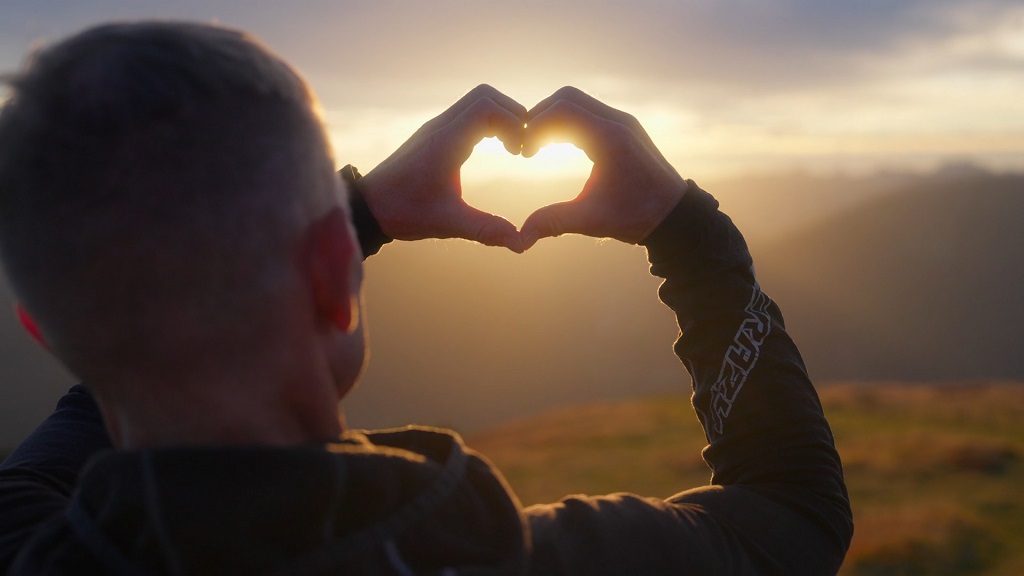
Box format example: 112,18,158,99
427,84,527,137
439,97,526,163
528,86,661,158
528,86,591,119
452,203,525,254
527,86,632,128
385,86,526,161
522,99,610,160
520,201,589,250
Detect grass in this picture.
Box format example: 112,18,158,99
468,381,1024,576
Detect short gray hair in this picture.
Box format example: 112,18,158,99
0,21,340,377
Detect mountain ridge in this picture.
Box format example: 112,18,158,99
754,170,1024,380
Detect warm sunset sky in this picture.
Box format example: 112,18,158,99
3,0,1024,185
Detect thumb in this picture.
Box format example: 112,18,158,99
453,203,525,254
520,201,587,250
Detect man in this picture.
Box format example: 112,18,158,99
0,22,852,575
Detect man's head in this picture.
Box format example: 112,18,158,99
0,22,365,441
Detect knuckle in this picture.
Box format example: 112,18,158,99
605,121,636,147
476,220,497,244
546,212,564,237
553,85,581,101
471,84,495,98
466,96,497,118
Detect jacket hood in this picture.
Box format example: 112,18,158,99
68,426,528,575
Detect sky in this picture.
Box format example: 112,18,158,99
3,0,1024,187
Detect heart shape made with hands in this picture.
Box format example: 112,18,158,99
363,85,688,253
460,137,593,228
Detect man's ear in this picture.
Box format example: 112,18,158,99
15,302,49,350
306,207,359,334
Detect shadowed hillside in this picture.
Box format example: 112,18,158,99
707,169,913,247
753,167,1024,380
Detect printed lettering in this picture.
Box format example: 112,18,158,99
708,287,773,437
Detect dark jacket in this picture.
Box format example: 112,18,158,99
0,181,853,574
8,422,526,575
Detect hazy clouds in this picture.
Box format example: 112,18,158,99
3,0,1024,174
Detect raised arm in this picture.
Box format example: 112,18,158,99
520,87,853,575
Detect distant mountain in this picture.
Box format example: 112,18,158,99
703,170,914,246
753,169,1024,380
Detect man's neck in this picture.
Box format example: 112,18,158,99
95,363,345,450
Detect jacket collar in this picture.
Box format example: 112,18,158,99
69,427,527,575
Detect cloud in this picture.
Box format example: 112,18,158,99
4,1,1020,100
280,2,1021,89
2,0,1022,177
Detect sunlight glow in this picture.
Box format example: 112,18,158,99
463,137,592,184
460,137,593,226
323,107,433,175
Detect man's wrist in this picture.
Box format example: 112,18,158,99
641,180,719,261
340,165,392,258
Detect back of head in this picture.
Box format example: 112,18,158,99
0,22,339,382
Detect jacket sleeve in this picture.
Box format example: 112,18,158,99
0,384,111,571
525,182,853,575
340,164,392,258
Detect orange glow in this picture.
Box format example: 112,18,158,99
463,137,591,182
460,137,592,225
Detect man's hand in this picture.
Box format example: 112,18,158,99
359,84,528,253
520,87,688,249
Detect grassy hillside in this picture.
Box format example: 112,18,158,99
470,381,1024,576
